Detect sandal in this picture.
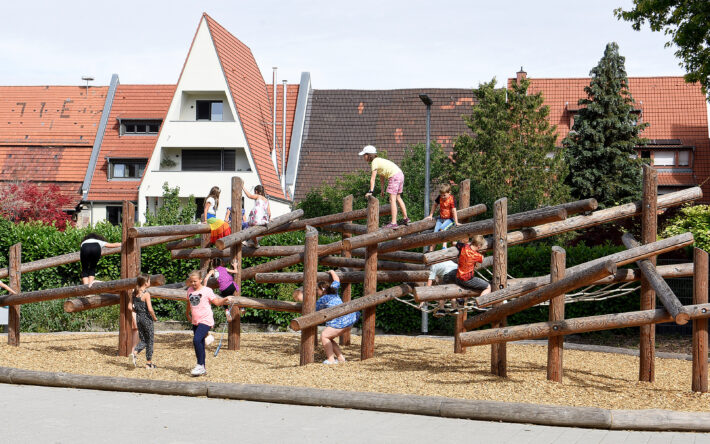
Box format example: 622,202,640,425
384,223,399,229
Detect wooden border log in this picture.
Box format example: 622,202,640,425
361,196,379,361
0,275,165,306
342,204,487,251
474,233,694,308
215,209,305,250
255,270,430,283
128,223,211,239
264,204,393,235
622,233,689,325
7,243,20,346
229,176,243,350
300,226,318,366
377,206,566,255
64,294,120,313
459,303,710,347
491,198,507,377
640,164,658,382
340,195,354,346
547,246,565,382
454,179,471,354
423,187,703,266
692,248,709,393
165,237,202,250
319,256,426,271
464,261,616,330
291,284,412,331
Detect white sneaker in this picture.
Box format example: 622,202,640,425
205,334,215,346
191,365,206,376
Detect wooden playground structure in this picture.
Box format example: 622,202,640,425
0,168,708,393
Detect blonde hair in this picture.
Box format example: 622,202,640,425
439,183,451,194
188,270,202,280
471,235,486,249
207,186,220,211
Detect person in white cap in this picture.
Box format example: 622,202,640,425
359,145,409,228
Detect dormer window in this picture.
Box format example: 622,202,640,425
119,119,161,135
196,100,223,121
109,158,147,179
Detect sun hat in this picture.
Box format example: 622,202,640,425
358,145,377,156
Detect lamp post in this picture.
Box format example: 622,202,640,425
419,93,432,334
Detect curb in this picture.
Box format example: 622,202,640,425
0,366,708,432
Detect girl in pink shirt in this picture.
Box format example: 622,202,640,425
185,270,235,377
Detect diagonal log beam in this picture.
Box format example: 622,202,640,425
215,209,305,250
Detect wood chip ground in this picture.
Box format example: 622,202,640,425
0,332,708,412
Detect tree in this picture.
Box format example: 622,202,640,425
144,182,197,226
615,1,710,100
662,204,710,252
450,78,570,215
563,43,647,208
0,182,73,230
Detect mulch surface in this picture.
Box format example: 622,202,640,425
1,332,708,412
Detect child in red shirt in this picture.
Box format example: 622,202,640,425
455,235,491,296
426,184,460,251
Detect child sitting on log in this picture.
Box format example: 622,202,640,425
425,184,460,251
293,270,360,365
455,235,491,297
426,260,460,317
204,186,232,244
244,185,271,247
185,270,236,377
129,274,158,369
204,257,242,321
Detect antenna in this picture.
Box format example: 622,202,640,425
81,76,94,97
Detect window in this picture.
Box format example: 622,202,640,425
195,198,205,221
678,151,690,166
120,120,161,135
641,150,651,159
109,159,147,179
181,149,235,171
196,101,223,121
653,151,675,166
106,206,122,225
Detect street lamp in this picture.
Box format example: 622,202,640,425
419,93,432,334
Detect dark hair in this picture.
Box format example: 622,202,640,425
82,232,107,243
211,257,224,269
133,273,150,296
254,185,266,197
317,281,337,295
207,186,220,211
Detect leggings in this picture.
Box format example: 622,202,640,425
80,243,102,278
134,315,154,361
192,323,211,366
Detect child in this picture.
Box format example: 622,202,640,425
455,235,491,297
79,233,121,287
244,185,271,247
204,257,241,321
185,270,236,376
128,274,157,369
203,186,232,244
294,270,360,364
359,145,409,229
425,184,460,251
426,260,459,317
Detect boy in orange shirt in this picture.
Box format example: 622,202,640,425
455,235,491,296
425,183,460,251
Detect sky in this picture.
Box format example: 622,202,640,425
0,0,689,90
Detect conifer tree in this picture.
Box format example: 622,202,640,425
563,42,647,207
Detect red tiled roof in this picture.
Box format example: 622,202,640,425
86,84,175,202
657,172,697,187
266,83,299,172
203,14,285,199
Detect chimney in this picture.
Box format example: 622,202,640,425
516,67,527,83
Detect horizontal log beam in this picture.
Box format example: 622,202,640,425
351,249,425,264
215,209,305,250
464,261,617,330
255,270,430,284
165,237,201,250
318,256,426,271
128,224,211,239
0,275,165,306
232,296,302,313
63,294,120,313
290,284,412,331
171,245,305,260
459,303,710,347
321,223,369,235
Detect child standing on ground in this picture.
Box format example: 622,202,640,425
129,274,158,369
425,184,460,251
185,270,235,376
204,257,242,321
455,235,491,297
359,145,409,229
79,233,121,287
204,186,232,244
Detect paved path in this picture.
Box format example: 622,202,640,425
0,383,707,443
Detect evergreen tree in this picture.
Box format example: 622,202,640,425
450,78,569,214
563,42,647,208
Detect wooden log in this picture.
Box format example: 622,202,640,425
693,248,709,393
322,222,368,235
423,187,703,266
171,245,304,260
128,223,211,239
165,237,202,250
255,270,430,283
300,226,318,366
474,233,694,308
215,209,305,250
119,202,136,357
140,287,188,301
352,249,425,264
459,303,710,347
454,179,471,354
319,256,426,271
265,204,393,235
64,294,120,313
229,176,243,351
377,206,566,255
640,164,658,382
491,198,507,377
547,246,565,383
463,261,617,331
291,284,412,332
340,195,354,346
361,196,379,361
232,296,302,313
0,275,165,306
342,204,487,251
621,233,689,325
7,243,20,346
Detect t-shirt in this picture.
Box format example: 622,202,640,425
215,265,235,292
456,242,483,281
81,239,107,248
205,197,217,216
428,261,458,281
315,282,360,329
435,194,456,220
370,157,402,179
187,286,217,327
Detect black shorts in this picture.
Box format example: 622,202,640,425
220,283,237,297
80,243,102,278
441,269,458,285
455,276,489,292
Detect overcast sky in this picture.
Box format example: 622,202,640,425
0,0,688,90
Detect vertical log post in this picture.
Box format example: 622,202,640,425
7,243,21,346
119,202,136,356
454,179,471,354
491,197,507,377
361,196,379,360
547,246,566,382
640,164,657,382
340,194,354,346
229,177,243,350
300,226,319,365
692,248,709,393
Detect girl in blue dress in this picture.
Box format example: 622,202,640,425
313,270,360,365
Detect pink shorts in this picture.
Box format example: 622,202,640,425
386,172,404,195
